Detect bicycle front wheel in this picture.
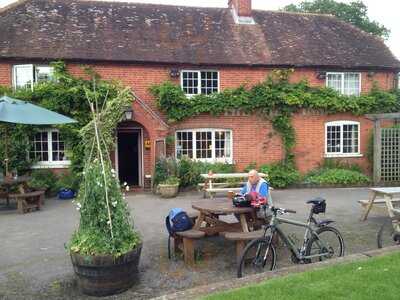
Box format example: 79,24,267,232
377,219,400,248
305,226,345,263
237,237,276,278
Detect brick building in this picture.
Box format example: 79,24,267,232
0,0,399,188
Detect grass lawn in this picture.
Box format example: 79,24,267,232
205,252,400,300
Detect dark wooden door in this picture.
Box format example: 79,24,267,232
117,131,139,185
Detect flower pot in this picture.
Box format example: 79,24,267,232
70,243,142,297
158,184,179,198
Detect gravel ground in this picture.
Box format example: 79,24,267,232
0,188,389,299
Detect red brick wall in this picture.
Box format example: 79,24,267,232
0,62,11,86
292,111,373,173
172,113,284,171
0,60,397,182
170,111,375,174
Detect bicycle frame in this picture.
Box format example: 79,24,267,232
264,208,332,261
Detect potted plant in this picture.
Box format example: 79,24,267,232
158,176,180,198
68,87,141,297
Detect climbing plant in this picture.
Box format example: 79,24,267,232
69,85,140,256
151,70,400,164
0,61,123,177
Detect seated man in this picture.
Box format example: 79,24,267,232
234,170,270,224
240,169,269,199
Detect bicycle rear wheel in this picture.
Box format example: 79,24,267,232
237,237,276,278
377,219,400,248
305,226,344,263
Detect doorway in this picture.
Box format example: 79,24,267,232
117,129,141,186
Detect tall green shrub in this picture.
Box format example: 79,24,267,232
177,157,203,188
69,86,140,256
259,162,300,188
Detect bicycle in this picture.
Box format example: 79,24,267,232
377,208,400,248
237,197,345,278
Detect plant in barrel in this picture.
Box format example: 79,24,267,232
68,85,141,297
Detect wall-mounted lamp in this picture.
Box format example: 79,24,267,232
123,107,134,121
169,68,180,78
316,71,326,80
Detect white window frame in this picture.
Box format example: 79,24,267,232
325,121,362,158
12,64,54,90
31,128,71,169
175,128,233,163
180,70,220,96
326,72,361,96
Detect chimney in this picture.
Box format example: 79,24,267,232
228,0,255,24
229,0,252,17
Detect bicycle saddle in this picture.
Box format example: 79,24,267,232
306,197,326,205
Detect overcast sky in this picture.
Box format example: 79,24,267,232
1,0,399,59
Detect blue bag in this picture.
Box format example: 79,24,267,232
165,208,193,259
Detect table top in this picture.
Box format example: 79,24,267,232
370,187,400,195
200,173,267,179
192,199,254,214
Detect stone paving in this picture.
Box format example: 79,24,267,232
0,188,390,299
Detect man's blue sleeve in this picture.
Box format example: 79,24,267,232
259,182,269,198
240,184,247,195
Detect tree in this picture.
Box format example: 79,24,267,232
283,0,390,39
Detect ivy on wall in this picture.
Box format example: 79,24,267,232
0,61,125,177
151,70,400,164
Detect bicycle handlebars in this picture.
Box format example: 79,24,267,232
263,205,296,215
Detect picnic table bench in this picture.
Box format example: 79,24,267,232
360,187,400,221
223,230,264,260
173,199,269,267
9,190,44,214
200,172,268,199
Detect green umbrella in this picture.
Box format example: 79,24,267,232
0,95,77,176
0,95,77,124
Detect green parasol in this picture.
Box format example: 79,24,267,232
0,95,77,176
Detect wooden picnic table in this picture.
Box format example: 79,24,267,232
192,198,258,234
0,175,31,206
360,187,400,221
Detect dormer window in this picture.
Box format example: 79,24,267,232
326,72,361,96
181,70,219,96
13,64,54,90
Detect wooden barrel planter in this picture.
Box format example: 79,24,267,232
70,243,142,297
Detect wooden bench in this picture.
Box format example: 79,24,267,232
200,173,268,199
358,198,400,215
8,190,45,214
175,229,205,267
198,182,245,198
223,230,264,261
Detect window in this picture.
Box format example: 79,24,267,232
325,121,360,157
176,129,232,162
13,64,54,89
181,70,219,95
30,129,70,168
326,72,361,96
